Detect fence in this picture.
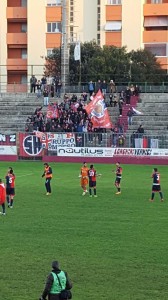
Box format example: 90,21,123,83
0,82,168,94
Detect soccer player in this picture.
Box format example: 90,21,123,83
88,164,98,198
42,163,53,195
150,168,164,202
114,162,122,195
0,179,6,215
80,162,89,196
5,169,16,208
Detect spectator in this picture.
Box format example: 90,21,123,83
96,79,102,92
41,75,47,91
125,86,131,105
43,88,49,106
101,80,107,97
137,124,144,137
109,79,116,95
57,79,62,98
36,80,42,98
30,75,37,93
88,80,95,96
127,107,134,125
118,99,123,116
118,135,125,147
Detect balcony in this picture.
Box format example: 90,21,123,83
105,32,122,47
7,59,27,71
6,7,27,21
46,6,62,22
7,33,27,45
144,3,168,16
143,30,168,43
106,5,122,21
46,33,61,48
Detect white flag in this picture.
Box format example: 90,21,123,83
74,42,81,61
132,107,143,115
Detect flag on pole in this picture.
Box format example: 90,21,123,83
74,42,81,61
85,90,112,129
132,107,143,115
46,104,59,119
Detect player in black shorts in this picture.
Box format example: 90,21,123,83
114,162,122,195
150,168,163,202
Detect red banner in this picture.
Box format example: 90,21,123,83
46,104,59,119
85,90,112,128
19,133,43,157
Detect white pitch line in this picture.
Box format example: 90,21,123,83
16,173,34,178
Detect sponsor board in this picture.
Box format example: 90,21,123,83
57,147,114,157
0,146,17,155
57,147,168,158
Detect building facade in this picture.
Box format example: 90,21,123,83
0,0,167,91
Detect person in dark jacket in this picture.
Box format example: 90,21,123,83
39,261,72,300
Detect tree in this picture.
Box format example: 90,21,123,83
44,42,167,84
44,48,61,77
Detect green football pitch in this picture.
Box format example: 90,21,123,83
0,161,168,300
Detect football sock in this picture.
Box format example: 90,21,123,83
10,199,13,207
6,195,10,204
118,188,121,192
94,189,96,195
89,189,92,195
2,203,5,214
159,192,163,199
151,192,154,200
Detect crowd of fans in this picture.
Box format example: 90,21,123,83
26,81,141,147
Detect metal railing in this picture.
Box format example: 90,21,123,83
0,82,168,94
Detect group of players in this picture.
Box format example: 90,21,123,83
0,167,16,216
80,162,164,202
80,161,122,197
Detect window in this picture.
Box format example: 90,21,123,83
47,49,54,56
21,0,27,7
97,0,101,5
144,17,168,27
21,75,27,84
144,44,167,57
105,21,122,31
107,0,122,5
97,33,101,46
47,22,62,33
21,49,27,59
21,23,27,33
47,0,61,6
151,0,162,3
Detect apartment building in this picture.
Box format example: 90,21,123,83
0,0,167,91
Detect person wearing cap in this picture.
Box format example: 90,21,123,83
0,179,6,216
39,261,72,300
42,163,53,196
80,162,89,196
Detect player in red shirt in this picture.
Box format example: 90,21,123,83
5,169,16,208
114,162,122,195
150,168,164,202
0,179,6,216
88,165,101,197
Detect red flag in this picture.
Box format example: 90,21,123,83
34,131,53,149
46,104,59,119
85,90,112,129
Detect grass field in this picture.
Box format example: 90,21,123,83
0,161,168,300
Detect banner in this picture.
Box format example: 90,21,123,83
0,146,17,155
74,42,81,61
46,104,59,119
19,133,43,157
48,133,76,151
0,134,17,155
57,147,114,157
85,90,112,129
